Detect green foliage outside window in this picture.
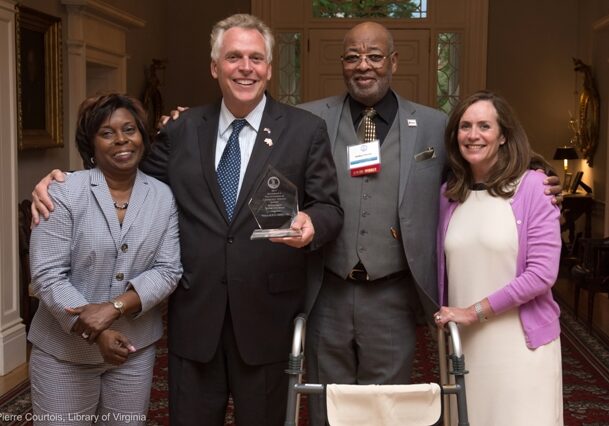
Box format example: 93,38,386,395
312,0,425,19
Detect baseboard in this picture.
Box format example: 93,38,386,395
0,322,27,375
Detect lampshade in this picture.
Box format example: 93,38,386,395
553,147,579,160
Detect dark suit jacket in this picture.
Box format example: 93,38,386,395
142,96,342,365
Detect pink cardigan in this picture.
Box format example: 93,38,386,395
437,170,562,349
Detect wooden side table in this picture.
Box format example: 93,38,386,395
561,192,593,248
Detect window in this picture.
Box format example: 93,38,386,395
312,0,427,19
277,32,301,105
437,32,461,113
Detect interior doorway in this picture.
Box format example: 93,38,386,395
252,0,488,110
307,28,430,104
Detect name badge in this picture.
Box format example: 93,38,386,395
348,141,381,177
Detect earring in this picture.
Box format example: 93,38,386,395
90,157,96,165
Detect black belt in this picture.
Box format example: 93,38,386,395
336,263,407,283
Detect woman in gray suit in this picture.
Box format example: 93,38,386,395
28,94,182,424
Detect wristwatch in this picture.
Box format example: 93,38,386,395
110,299,125,316
474,302,487,323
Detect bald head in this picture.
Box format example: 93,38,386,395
343,22,394,53
341,22,397,106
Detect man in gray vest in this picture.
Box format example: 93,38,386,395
298,21,446,425
298,21,560,425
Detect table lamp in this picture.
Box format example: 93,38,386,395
553,146,579,184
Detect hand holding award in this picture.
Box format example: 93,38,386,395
249,165,302,240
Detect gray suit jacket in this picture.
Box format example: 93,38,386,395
28,168,183,364
299,92,447,316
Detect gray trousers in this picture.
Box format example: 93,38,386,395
306,271,419,426
30,343,156,425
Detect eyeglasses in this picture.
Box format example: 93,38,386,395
341,52,394,68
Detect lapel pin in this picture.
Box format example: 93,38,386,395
263,127,271,134
264,138,273,147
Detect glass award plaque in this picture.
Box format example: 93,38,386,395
249,165,302,240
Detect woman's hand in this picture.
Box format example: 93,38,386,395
157,106,189,130
96,329,136,365
66,303,120,343
434,299,493,327
433,305,478,327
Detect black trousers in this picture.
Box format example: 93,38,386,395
169,308,289,426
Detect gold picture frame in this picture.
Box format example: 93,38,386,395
570,171,584,194
16,5,63,150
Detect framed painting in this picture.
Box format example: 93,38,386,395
16,5,63,150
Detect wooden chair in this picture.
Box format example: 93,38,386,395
570,237,609,330
561,231,582,270
18,199,38,330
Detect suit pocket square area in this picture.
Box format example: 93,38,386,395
414,148,436,162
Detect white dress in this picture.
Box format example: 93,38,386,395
445,189,563,426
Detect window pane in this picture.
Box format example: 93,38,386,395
437,32,461,114
312,0,427,19
277,32,301,105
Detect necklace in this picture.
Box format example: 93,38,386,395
113,201,129,210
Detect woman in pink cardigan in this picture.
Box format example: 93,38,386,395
434,90,563,425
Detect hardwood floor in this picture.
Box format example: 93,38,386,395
0,362,28,397
0,342,30,398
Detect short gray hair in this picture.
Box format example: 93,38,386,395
210,14,274,63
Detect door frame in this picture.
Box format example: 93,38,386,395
252,0,488,108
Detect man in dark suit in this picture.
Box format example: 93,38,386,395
31,13,342,426
143,14,341,426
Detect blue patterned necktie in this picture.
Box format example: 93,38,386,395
217,119,247,221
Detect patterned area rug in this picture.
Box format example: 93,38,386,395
560,309,609,425
1,309,608,425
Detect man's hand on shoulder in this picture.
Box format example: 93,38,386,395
31,169,66,226
529,152,563,205
539,172,563,205
157,106,189,131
